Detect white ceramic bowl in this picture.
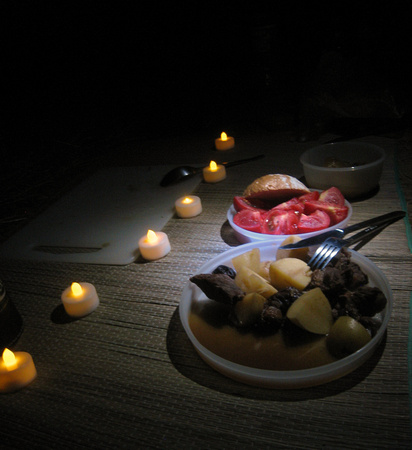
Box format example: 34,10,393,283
300,142,385,198
179,241,392,389
227,200,352,244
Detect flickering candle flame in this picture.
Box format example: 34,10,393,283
182,197,194,205
71,282,83,297
210,161,218,172
221,132,228,141
146,229,158,244
2,349,17,371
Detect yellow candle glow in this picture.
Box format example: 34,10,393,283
215,131,235,150
3,348,17,370
146,229,158,244
0,348,37,393
71,282,83,297
175,195,202,218
203,161,226,183
138,229,171,260
61,282,100,318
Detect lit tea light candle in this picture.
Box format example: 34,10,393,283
138,230,171,260
203,161,226,183
175,195,202,218
215,131,235,150
61,282,100,318
0,348,37,393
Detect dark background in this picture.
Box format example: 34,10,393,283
2,1,412,159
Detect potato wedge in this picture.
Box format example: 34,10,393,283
235,266,277,298
231,248,261,274
286,288,333,334
234,292,266,327
269,257,312,290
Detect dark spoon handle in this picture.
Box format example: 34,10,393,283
223,154,265,168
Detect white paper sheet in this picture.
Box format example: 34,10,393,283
0,166,201,265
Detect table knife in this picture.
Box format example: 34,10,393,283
279,210,405,249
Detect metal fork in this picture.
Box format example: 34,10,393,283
308,217,403,270
308,237,346,270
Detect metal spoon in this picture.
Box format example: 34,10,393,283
160,154,265,186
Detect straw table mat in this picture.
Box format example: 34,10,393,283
0,132,411,449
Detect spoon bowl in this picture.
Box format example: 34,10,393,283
160,155,265,186
160,166,202,187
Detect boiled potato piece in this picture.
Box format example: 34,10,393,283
235,266,277,298
234,292,266,327
326,316,372,358
269,257,312,290
286,288,333,334
257,260,271,282
276,236,309,261
231,248,261,274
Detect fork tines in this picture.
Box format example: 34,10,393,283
308,237,343,270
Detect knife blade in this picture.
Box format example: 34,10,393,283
279,210,405,249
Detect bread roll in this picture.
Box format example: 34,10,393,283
243,174,310,203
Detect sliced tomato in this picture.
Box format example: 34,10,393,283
319,187,345,206
273,197,305,213
262,210,299,235
326,205,349,225
233,196,260,213
297,210,331,233
304,201,348,225
233,209,263,233
233,196,269,213
298,191,320,203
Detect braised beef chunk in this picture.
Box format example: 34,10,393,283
346,262,369,289
332,294,363,322
307,248,368,298
359,316,383,337
331,248,368,289
258,288,302,333
308,267,346,300
212,265,236,279
266,287,302,314
309,248,386,313
259,305,283,332
190,273,244,305
339,286,387,317
313,250,388,328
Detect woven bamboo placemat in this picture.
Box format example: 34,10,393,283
0,134,410,449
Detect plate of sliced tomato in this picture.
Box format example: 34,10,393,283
227,187,352,244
